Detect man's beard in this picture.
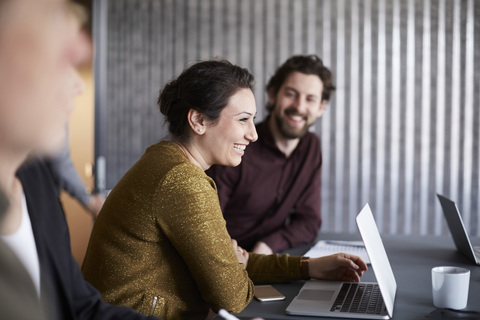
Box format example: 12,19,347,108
274,107,312,139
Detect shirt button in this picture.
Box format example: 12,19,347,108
278,188,284,195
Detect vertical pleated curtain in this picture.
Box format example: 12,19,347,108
95,0,480,236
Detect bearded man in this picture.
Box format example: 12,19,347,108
208,55,336,254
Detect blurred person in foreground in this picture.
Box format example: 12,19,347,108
0,1,160,319
0,188,46,320
42,1,105,218
208,55,335,254
82,59,367,320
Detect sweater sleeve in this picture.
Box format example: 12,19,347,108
246,253,303,284
154,164,254,314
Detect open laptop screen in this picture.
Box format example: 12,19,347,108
356,204,397,318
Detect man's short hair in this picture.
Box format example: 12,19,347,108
266,55,336,112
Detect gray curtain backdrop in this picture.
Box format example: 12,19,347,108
94,0,480,236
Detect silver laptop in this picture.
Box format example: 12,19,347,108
437,194,480,265
286,204,396,319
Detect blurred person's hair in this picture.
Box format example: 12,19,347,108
158,59,255,142
266,55,336,112
0,1,87,22
67,2,88,28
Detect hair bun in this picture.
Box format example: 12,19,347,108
157,59,254,142
158,79,181,118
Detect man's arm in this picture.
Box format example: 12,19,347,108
47,133,104,216
47,133,91,205
258,161,322,252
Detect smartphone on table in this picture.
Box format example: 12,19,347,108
254,285,286,302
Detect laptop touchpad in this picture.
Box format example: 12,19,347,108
297,289,335,301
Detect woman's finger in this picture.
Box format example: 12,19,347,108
341,268,361,282
230,239,238,250
338,253,368,272
350,255,368,272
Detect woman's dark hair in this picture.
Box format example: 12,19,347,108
158,59,255,142
266,55,336,112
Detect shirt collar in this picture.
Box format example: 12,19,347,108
257,117,309,158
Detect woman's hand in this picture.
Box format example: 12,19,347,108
308,253,368,282
231,239,249,269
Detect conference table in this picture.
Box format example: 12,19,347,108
236,233,480,320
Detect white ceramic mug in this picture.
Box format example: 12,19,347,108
432,266,470,310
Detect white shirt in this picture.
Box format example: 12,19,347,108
1,194,41,296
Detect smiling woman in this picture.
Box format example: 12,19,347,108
157,60,258,168
82,59,367,320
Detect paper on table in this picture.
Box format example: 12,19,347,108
304,240,371,264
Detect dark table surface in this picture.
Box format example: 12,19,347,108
236,233,480,320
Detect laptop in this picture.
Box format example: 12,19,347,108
286,204,396,319
436,194,480,265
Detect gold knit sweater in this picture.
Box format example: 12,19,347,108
82,141,302,320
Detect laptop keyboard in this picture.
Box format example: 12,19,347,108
330,283,385,314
